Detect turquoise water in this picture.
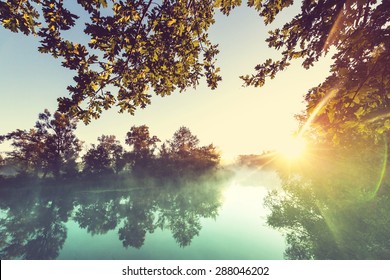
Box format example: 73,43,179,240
0,169,286,260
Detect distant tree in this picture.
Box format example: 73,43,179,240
2,128,46,176
158,142,170,161
96,135,126,174
82,134,124,175
1,1,388,136
125,125,160,172
237,152,275,168
168,126,200,158
2,110,81,178
0,154,5,176
83,144,112,175
35,109,82,178
0,140,4,178
192,143,220,170
162,126,220,174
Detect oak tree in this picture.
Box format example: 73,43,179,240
0,0,224,123
1,0,388,141
241,0,390,143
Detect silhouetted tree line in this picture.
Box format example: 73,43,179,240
0,110,220,182
236,151,277,169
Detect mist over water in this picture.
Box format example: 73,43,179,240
2,153,390,261
0,168,286,260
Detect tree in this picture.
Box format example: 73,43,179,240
163,126,220,173
264,134,390,259
82,144,111,175
2,1,387,141
35,109,82,178
0,0,224,123
265,169,390,259
82,135,124,175
192,143,220,170
168,126,200,157
2,109,81,178
2,128,46,176
240,0,390,143
96,135,125,174
125,125,160,171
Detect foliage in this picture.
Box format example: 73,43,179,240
1,1,388,141
82,134,124,175
0,0,225,123
265,137,390,259
1,122,220,180
168,126,200,155
125,125,160,172
1,110,81,178
82,144,112,175
241,0,390,143
236,151,274,168
157,126,220,175
122,126,220,176
35,109,82,177
1,129,45,175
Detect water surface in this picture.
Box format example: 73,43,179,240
0,169,286,260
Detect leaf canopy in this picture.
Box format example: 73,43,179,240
1,0,389,141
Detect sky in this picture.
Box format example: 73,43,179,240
0,2,334,162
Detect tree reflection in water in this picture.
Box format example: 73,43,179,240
0,172,226,259
265,140,390,259
0,188,72,259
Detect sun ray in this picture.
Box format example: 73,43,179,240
299,89,337,137
277,135,307,161
369,135,388,200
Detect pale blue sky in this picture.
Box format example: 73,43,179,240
0,3,333,161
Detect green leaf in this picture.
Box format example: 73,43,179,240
354,107,365,119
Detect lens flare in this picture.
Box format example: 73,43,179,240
277,135,307,161
370,135,388,199
300,89,337,136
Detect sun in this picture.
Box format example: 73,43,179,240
277,135,307,161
